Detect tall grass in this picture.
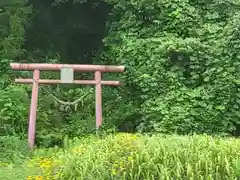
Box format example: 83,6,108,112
1,133,240,180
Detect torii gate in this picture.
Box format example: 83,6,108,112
10,63,125,149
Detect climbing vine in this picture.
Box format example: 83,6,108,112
103,0,240,135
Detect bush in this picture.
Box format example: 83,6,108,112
1,133,240,179
0,135,28,175
102,0,240,134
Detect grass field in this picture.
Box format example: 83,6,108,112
1,133,240,180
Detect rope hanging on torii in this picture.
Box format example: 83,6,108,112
34,79,95,111
10,63,125,150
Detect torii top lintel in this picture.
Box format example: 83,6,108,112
10,63,125,72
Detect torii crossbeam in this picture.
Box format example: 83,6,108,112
10,63,125,149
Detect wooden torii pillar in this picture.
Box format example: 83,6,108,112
10,63,125,149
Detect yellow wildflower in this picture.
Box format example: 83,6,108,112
72,147,86,155
111,169,117,175
35,176,44,180
39,158,53,169
26,176,33,180
127,156,133,161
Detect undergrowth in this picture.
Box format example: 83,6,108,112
1,133,240,180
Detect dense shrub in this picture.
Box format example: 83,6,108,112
1,133,240,179
0,136,28,163
102,0,240,134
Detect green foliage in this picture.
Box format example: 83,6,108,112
0,1,33,137
0,0,110,144
102,0,240,134
1,0,240,149
0,0,32,91
0,136,28,164
2,134,240,179
35,86,97,147
0,85,29,136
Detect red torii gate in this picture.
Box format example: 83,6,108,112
10,63,125,149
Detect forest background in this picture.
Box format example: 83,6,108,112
0,0,240,148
